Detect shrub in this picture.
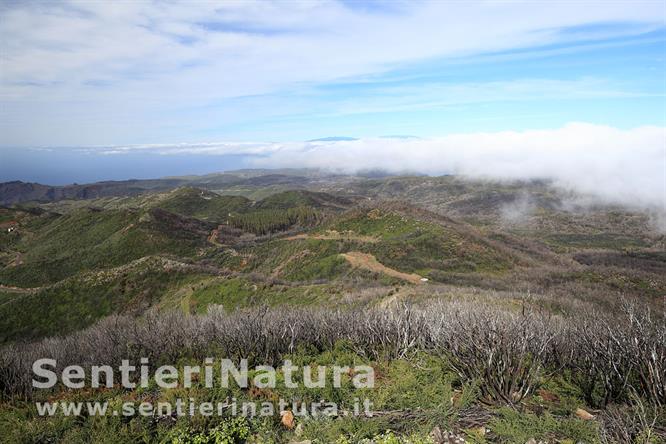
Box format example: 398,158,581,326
1,299,663,412
166,417,251,444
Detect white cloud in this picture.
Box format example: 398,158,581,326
80,123,666,211
2,1,661,100
247,123,665,210
1,1,664,145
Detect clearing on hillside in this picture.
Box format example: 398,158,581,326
286,230,379,243
340,251,425,284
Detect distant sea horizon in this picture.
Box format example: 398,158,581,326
0,148,252,185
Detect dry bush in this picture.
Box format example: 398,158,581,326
599,396,665,443
565,302,665,407
427,302,559,404
1,299,663,410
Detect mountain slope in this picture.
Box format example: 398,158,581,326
154,187,252,221
253,189,354,210
0,207,211,287
0,256,219,342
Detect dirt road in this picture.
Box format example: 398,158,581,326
340,251,424,284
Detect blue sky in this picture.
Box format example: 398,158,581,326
0,1,665,198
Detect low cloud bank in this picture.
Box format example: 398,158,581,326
250,123,665,212
76,122,665,212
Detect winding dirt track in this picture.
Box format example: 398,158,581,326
340,251,424,284
0,284,41,294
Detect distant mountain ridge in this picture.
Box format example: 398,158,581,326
0,180,163,205
0,170,350,205
307,136,358,142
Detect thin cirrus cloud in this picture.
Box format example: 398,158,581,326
1,1,665,145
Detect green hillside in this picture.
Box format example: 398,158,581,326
0,257,209,342
326,207,516,275
1,176,665,442
0,207,210,287
155,187,252,221
254,189,353,210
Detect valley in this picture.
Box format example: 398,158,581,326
0,171,664,442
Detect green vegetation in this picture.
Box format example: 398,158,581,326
0,349,607,443
488,408,599,443
0,207,207,287
228,206,320,235
0,313,666,444
1,174,665,442
189,278,344,313
0,258,203,342
254,190,351,211
237,238,354,282
328,209,514,277
168,418,252,443
157,187,252,221
545,232,648,250
146,188,345,237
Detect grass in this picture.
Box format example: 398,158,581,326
156,187,252,221
189,277,342,313
0,208,206,287
326,209,514,278
239,238,355,282
0,260,204,343
0,347,615,444
487,408,599,443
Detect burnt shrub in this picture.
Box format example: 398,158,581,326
1,299,663,410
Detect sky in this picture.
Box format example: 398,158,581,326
0,0,665,210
